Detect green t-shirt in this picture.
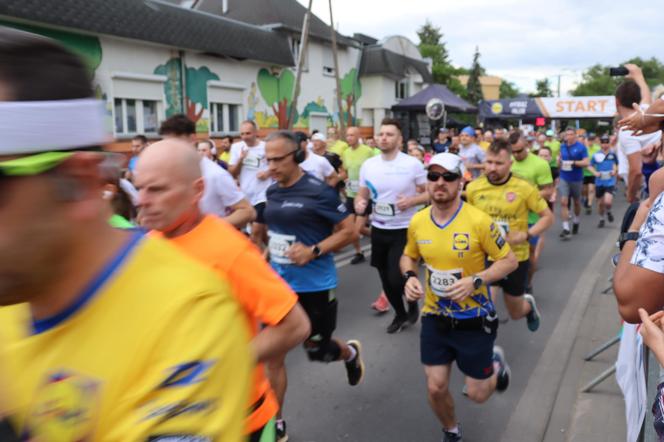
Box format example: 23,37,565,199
342,144,377,197
583,144,601,177
511,153,553,224
543,140,560,168
109,214,134,229
329,140,349,157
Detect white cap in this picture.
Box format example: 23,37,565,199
311,133,326,142
427,152,465,175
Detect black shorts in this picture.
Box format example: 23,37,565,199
254,202,266,224
550,167,560,181
420,315,496,379
492,260,529,296
595,185,615,199
370,227,407,269
345,197,371,216
297,290,337,342
583,175,596,185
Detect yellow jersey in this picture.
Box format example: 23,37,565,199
0,232,251,441
328,140,349,157
466,174,548,261
404,203,511,319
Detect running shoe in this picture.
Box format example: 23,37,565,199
585,206,592,215
345,340,365,386
371,292,390,313
442,425,463,442
276,419,288,442
597,219,605,228
386,315,407,334
350,252,366,265
572,222,580,235
493,346,511,392
559,229,571,240
524,294,541,332
407,300,420,325
608,211,614,223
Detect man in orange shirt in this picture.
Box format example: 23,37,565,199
134,139,311,442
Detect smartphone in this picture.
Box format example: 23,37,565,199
609,67,629,76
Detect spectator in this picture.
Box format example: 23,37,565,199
432,128,451,153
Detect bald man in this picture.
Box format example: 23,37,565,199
135,140,311,441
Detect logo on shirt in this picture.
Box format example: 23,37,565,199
337,203,347,213
417,239,432,244
452,233,470,251
159,360,215,389
506,192,516,203
281,201,304,209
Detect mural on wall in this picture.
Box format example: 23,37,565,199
246,82,259,122
155,59,219,133
340,68,362,126
297,98,329,129
256,68,298,129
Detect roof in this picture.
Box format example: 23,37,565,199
391,84,477,113
359,46,433,83
0,0,294,66
199,0,354,46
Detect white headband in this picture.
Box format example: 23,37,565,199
0,98,111,155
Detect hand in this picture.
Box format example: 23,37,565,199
593,171,600,178
629,199,652,232
624,63,644,81
240,148,249,160
354,197,368,215
506,230,528,245
618,103,661,135
638,308,664,354
256,170,270,180
286,243,316,266
404,276,424,301
444,276,475,303
395,195,412,211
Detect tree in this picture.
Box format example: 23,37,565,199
572,57,664,97
339,68,362,126
499,80,520,99
256,68,297,129
466,46,484,104
534,78,553,97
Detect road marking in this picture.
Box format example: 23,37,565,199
335,244,372,269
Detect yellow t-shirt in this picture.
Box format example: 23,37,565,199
219,150,231,164
404,203,511,319
466,175,548,261
479,141,490,151
0,233,251,441
328,140,349,157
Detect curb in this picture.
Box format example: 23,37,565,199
500,232,617,442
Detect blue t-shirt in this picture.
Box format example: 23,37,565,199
128,155,138,172
590,151,618,187
433,140,451,153
264,172,349,293
559,142,588,182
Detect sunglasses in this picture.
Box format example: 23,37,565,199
427,171,460,182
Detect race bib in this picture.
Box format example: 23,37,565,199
594,152,606,163
599,171,612,181
242,154,261,169
347,180,360,193
268,231,295,265
561,160,574,172
496,220,510,237
427,265,463,298
374,201,396,217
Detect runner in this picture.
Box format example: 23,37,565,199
327,126,349,157
458,126,485,180
582,134,601,214
262,130,364,442
509,132,554,294
557,127,589,239
355,118,429,333
0,28,251,440
159,115,256,229
433,128,451,153
587,134,619,228
342,126,378,265
466,139,553,331
400,152,517,442
294,131,339,186
135,140,311,442
229,120,271,245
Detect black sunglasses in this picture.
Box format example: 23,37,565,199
427,171,460,182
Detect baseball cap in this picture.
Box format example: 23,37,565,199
311,133,326,142
600,134,610,142
545,129,554,136
439,127,449,133
427,152,465,175
460,126,475,136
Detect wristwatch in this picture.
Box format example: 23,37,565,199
472,275,484,290
311,244,322,258
618,231,639,250
403,270,418,283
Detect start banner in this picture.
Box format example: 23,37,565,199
535,96,616,118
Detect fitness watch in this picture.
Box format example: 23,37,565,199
472,275,484,290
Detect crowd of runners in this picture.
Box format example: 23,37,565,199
1,27,662,442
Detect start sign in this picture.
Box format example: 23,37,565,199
535,96,616,118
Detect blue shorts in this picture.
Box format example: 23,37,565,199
420,315,496,379
528,223,539,246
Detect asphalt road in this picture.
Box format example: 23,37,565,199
281,195,628,442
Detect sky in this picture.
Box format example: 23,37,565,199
297,0,664,96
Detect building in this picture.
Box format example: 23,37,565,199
457,75,502,100
0,0,432,149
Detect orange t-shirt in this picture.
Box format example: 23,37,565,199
152,215,298,433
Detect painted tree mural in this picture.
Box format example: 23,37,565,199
340,68,362,126
256,68,297,129
154,58,183,117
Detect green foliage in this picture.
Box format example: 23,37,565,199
466,47,484,104
185,66,219,105
534,78,553,97
572,57,664,97
416,20,463,87
154,58,183,117
499,80,521,99
256,68,296,128
300,101,328,119
340,68,362,100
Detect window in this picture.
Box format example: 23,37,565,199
114,98,160,135
322,48,335,77
290,37,308,72
210,102,240,133
395,80,409,99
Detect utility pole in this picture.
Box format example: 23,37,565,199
287,0,313,130
329,0,346,136
556,74,561,98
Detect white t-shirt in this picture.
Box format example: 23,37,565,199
300,152,335,182
458,143,485,179
229,140,271,206
617,108,662,176
632,191,664,273
199,157,245,217
359,151,427,229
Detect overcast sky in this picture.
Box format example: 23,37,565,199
297,0,663,96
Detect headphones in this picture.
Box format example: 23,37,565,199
293,144,306,164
